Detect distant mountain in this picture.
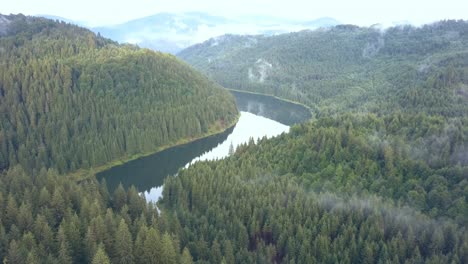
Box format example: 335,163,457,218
37,14,89,27
90,13,340,53
178,20,468,117
303,17,343,27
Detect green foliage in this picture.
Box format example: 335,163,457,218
92,244,111,264
0,14,238,174
161,134,467,262
141,227,162,264
160,233,177,264
174,22,468,262
179,20,468,118
114,219,134,264
0,165,183,263
1,14,467,263
201,113,466,222
180,247,193,264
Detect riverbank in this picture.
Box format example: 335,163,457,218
227,88,315,118
71,113,240,182
74,89,309,182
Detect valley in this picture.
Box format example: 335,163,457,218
97,90,310,201
0,11,466,264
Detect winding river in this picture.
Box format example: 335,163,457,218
97,90,311,202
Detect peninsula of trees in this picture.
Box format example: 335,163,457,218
0,14,467,263
0,14,238,175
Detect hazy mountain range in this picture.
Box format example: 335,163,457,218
40,13,340,53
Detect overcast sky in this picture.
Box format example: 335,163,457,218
3,0,468,26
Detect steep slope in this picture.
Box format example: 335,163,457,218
179,20,468,117
166,20,468,263
0,165,186,263
161,112,467,263
92,12,230,53
0,14,238,174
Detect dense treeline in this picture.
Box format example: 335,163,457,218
0,14,238,174
1,14,467,263
159,112,468,263
174,20,468,263
2,114,465,263
161,143,467,263
0,165,194,263
158,111,467,263
224,114,467,222
178,20,468,117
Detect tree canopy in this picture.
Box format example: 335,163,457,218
0,14,238,175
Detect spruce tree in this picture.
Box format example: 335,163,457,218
113,219,134,264
92,244,111,264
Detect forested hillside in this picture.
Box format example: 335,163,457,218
0,14,238,174
178,20,468,117
167,20,468,263
159,113,467,263
0,13,467,264
0,166,195,263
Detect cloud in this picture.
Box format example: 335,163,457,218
4,0,468,27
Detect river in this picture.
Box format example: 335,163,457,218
96,90,311,202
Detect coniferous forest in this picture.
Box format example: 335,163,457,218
0,14,238,175
179,20,468,117
0,13,467,264
174,20,468,263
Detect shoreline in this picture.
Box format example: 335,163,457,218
72,112,240,182
73,89,310,182
227,88,315,117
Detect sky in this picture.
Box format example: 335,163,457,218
2,0,468,27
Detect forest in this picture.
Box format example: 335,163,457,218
158,113,467,263
172,20,468,263
0,14,238,175
0,14,467,263
178,20,468,117
0,165,195,263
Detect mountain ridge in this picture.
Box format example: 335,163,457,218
37,13,340,53
0,14,238,174
178,19,468,117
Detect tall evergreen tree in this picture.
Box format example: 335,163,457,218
113,219,134,264
92,244,111,264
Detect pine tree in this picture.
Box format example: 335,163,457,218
113,184,127,211
26,249,40,264
143,228,161,264
127,186,144,220
228,141,235,155
5,194,18,228
51,189,65,225
6,240,23,264
84,226,98,263
99,179,111,206
223,240,235,264
133,225,148,264
180,247,193,264
210,240,222,264
113,219,134,264
92,244,111,264
57,225,73,264
160,233,177,264
33,214,54,252
0,225,7,261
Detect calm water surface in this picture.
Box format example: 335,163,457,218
96,91,311,202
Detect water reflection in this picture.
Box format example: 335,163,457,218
230,90,311,126
96,125,234,193
97,90,311,202
142,112,289,201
